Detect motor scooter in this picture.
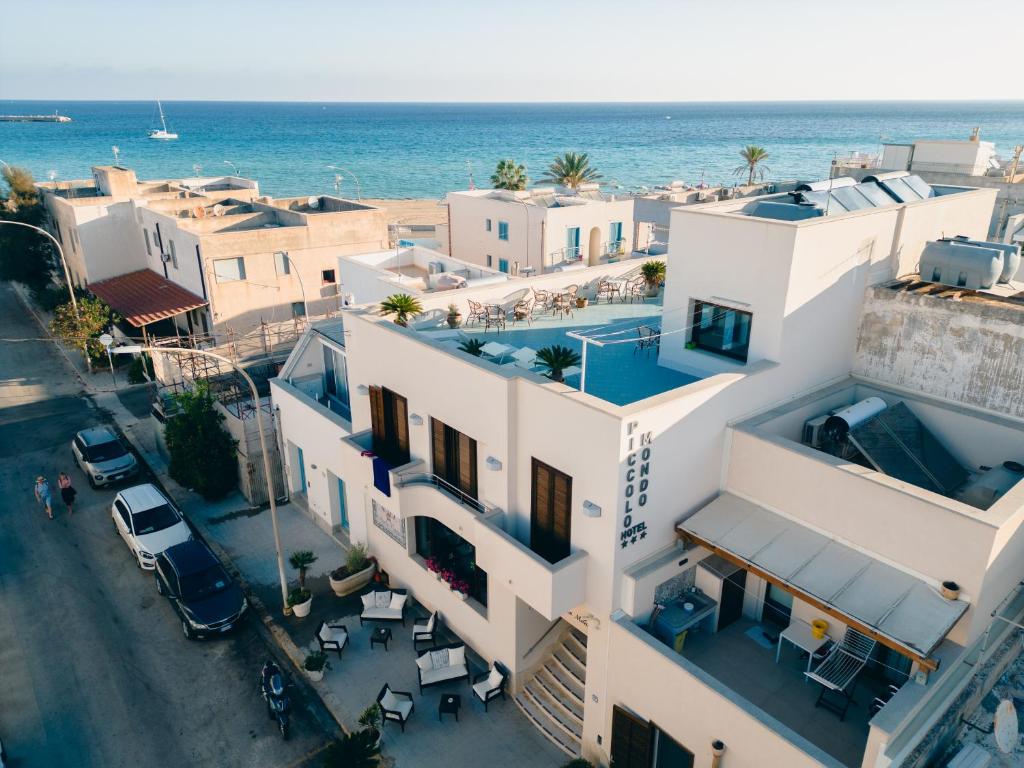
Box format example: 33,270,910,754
259,659,290,740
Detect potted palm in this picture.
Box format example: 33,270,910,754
329,542,376,597
323,729,380,768
358,703,383,750
446,303,462,329
287,550,318,618
641,260,666,297
378,293,423,327
458,338,486,357
303,649,330,682
535,345,582,383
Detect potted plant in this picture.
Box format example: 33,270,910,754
641,260,666,297
450,577,471,601
685,340,697,350
458,338,486,357
323,729,380,768
288,550,318,617
439,568,455,589
425,556,442,580
941,580,960,600
358,703,383,750
378,293,423,327
329,543,376,597
575,296,589,309
535,345,582,383
446,303,462,329
303,649,330,682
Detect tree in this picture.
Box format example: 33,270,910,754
535,344,582,383
540,152,602,189
640,259,666,289
49,294,118,365
457,338,485,357
0,165,53,289
288,550,318,589
164,381,239,500
490,159,527,191
734,145,771,185
378,293,423,326
321,730,380,768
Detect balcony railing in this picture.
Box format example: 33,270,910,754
395,472,489,514
549,245,583,263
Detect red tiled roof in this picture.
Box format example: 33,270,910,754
88,269,207,328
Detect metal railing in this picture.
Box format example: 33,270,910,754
395,472,489,514
549,245,583,263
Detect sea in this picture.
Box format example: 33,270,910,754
2,100,1023,199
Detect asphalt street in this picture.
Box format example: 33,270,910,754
0,282,335,768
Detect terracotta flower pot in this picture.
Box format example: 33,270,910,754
941,581,960,600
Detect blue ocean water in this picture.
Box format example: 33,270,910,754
2,101,1022,199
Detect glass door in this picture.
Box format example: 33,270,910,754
566,227,580,259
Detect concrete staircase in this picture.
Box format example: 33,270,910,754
514,626,588,758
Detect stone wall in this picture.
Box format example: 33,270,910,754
854,286,1024,418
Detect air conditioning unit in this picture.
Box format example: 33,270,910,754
695,191,708,202
765,184,777,193
160,253,171,263
802,414,830,448
719,187,735,199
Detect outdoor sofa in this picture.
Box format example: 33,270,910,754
415,641,470,693
359,588,408,626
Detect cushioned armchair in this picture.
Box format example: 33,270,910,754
377,683,415,732
413,611,438,648
471,661,508,711
316,621,349,659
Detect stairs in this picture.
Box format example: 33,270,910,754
515,626,588,758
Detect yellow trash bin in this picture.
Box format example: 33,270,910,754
811,619,828,640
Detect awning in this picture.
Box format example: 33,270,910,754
89,269,207,328
677,493,968,666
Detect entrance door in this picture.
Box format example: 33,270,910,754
718,568,747,631
566,227,580,260
587,226,601,266
531,458,572,563
762,582,793,628
296,446,307,497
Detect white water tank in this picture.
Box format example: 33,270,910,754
823,397,887,442
920,238,1003,290
945,236,1021,283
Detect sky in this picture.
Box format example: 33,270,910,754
0,0,1018,102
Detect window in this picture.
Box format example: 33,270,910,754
497,221,509,241
291,301,306,318
213,257,246,283
431,418,478,501
323,345,351,421
609,221,623,246
498,258,509,274
566,226,581,259
114,500,131,528
368,386,409,466
486,254,493,268
652,727,695,768
531,458,572,563
485,218,492,232
321,269,336,284
169,240,178,269
611,706,652,768
144,229,152,256
275,251,290,276
690,300,752,362
415,516,488,606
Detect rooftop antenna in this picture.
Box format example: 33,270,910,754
466,161,475,190
112,145,120,164
223,160,241,177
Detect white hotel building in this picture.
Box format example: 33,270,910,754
271,173,1024,768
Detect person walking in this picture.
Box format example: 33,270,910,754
58,472,77,516
34,475,54,520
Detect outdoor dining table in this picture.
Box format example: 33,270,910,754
775,621,831,680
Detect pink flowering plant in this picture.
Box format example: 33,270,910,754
425,556,441,574
450,578,471,595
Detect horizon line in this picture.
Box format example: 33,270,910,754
2,97,1023,105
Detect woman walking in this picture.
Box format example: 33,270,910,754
58,472,77,516
34,475,53,520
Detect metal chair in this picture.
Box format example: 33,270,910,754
805,627,878,721
626,275,647,303
483,304,506,332
466,299,487,326
635,325,660,355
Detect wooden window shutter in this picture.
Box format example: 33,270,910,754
431,418,447,479
531,459,552,557
369,385,385,454
458,432,477,500
611,705,652,768
391,391,410,463
552,470,572,554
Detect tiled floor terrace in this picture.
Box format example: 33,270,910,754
420,294,700,406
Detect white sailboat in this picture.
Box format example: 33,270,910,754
148,100,178,140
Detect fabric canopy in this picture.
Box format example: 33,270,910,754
678,493,967,660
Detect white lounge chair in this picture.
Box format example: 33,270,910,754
472,662,509,712
316,620,349,659
413,611,438,648
377,683,415,732
805,627,877,720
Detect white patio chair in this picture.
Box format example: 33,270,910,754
472,662,509,712
413,611,438,648
805,627,877,721
316,620,349,659
377,683,415,732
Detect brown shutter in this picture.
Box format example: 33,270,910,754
458,432,477,500
369,385,385,454
431,418,447,479
531,459,553,558
611,705,652,768
552,471,572,557
391,392,409,463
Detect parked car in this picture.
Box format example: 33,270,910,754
72,426,138,488
154,539,247,639
112,484,192,569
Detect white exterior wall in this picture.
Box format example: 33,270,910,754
44,197,148,285
910,140,996,176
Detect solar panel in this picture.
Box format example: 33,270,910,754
878,177,921,203
832,186,874,211
847,402,968,495
853,182,896,207
902,175,935,199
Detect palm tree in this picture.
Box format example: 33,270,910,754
288,550,318,589
378,293,423,326
490,159,527,191
540,152,602,189
458,338,486,357
535,345,582,382
734,145,771,185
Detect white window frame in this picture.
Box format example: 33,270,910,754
213,257,246,283
274,251,291,276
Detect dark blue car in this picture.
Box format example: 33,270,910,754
154,540,247,639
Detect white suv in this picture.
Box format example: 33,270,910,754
112,484,192,569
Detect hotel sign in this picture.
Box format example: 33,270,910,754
621,420,651,549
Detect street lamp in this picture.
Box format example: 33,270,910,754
0,220,79,320
325,165,362,200
508,193,532,275
274,251,309,320
109,343,291,615
223,160,241,177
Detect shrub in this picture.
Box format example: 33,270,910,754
289,550,318,589
49,294,119,366
561,760,595,768
322,730,380,768
303,650,329,673
127,354,155,384
164,381,239,499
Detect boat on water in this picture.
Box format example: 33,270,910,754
148,100,178,140
0,111,71,123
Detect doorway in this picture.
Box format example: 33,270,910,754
587,226,602,266
565,227,580,261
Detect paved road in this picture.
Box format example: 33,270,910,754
0,283,335,768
